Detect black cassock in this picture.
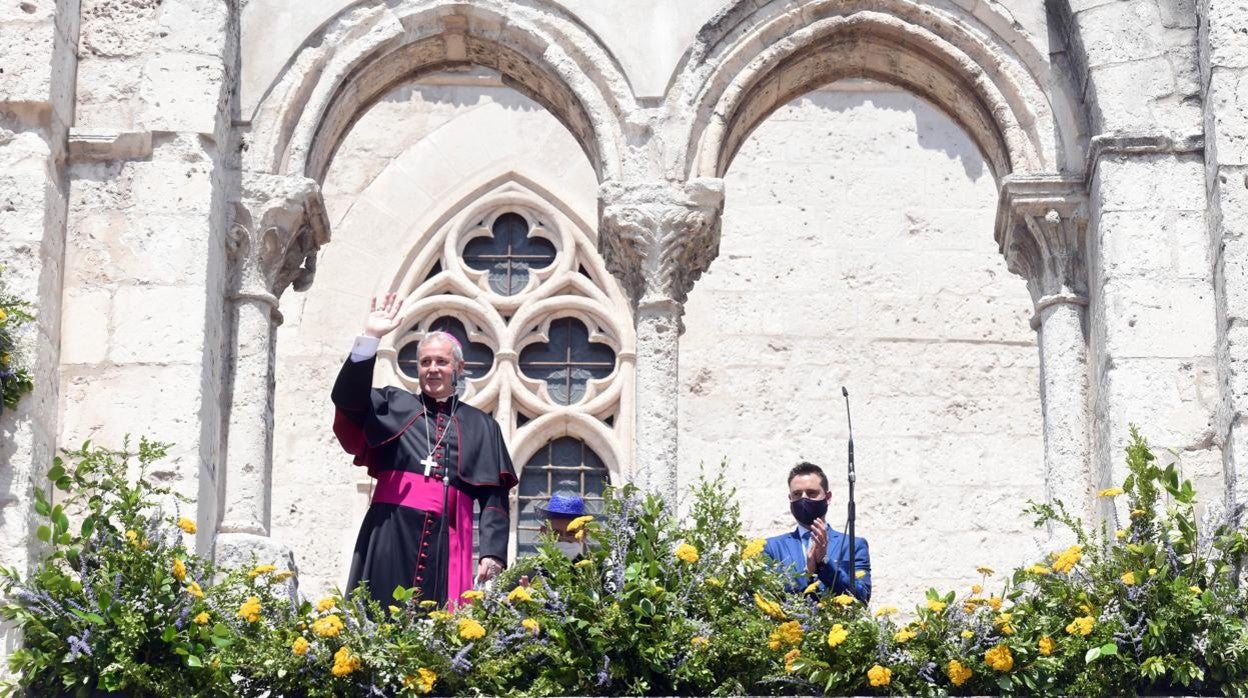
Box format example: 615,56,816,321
331,356,517,606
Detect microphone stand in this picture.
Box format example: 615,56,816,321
842,387,858,599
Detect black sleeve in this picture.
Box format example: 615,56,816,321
477,487,511,564
331,356,377,424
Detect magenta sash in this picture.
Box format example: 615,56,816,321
372,470,475,607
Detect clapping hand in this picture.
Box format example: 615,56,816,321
806,518,828,574
363,293,402,339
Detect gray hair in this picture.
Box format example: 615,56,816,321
417,330,464,364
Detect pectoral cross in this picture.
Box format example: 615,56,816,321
421,455,438,478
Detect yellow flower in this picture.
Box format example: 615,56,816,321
754,594,786,620
1038,636,1055,656
249,564,277,578
961,629,974,639
1066,615,1095,636
507,586,533,604
926,599,947,613
947,659,973,687
331,646,360,677
1148,568,1157,576
826,623,849,648
986,595,1003,612
1130,508,1146,517
419,600,438,609
291,637,309,655
706,577,722,588
461,589,484,602
566,515,593,532
272,570,294,582
893,627,917,643
768,620,804,650
186,581,204,598
994,613,1016,635
125,530,138,545
389,605,401,616
316,597,337,612
1027,564,1052,575
691,635,708,646
1190,585,1202,594
312,614,344,638
522,618,540,634
194,612,210,625
1115,529,1128,540
874,605,899,618
171,558,186,582
428,610,451,621
176,517,197,534
406,667,437,694
985,644,1014,671
742,538,765,560
1097,487,1124,498
1051,544,1083,574
832,593,855,607
867,664,892,687
574,558,593,569
784,648,801,673
802,581,820,595
976,566,995,575
237,596,262,623
1121,571,1136,586
675,543,699,564
0,309,6,322
457,618,486,640
971,583,983,594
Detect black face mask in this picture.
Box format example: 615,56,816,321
790,497,828,527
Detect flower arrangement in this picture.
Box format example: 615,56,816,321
0,266,34,413
3,429,1247,696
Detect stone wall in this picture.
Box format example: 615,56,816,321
59,0,236,553
680,81,1045,605
0,0,78,661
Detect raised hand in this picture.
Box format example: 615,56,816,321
363,293,402,338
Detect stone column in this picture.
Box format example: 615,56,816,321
598,178,725,503
214,173,329,570
997,176,1094,525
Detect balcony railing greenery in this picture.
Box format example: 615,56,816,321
3,429,1246,696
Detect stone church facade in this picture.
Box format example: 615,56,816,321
1,0,1245,657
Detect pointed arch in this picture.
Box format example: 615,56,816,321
674,0,1087,181
245,0,636,184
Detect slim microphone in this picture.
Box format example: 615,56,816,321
842,386,859,600
843,387,854,483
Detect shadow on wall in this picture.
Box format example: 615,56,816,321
794,85,987,181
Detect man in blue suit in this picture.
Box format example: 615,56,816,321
763,461,871,600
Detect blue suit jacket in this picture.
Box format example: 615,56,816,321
764,526,871,601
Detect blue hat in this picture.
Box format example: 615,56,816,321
536,492,585,520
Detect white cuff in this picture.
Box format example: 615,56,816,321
349,335,380,362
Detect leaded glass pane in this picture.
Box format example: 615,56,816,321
515,437,609,556
462,212,556,295
518,318,616,404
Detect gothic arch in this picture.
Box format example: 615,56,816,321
674,0,1087,181
244,0,636,185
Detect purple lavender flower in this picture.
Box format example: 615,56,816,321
596,655,611,687
67,629,92,660
451,643,474,674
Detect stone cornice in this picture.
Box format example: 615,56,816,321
995,175,1089,306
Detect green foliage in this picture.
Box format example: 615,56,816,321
4,432,1248,696
0,265,35,412
0,439,230,697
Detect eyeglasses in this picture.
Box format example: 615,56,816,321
788,489,828,502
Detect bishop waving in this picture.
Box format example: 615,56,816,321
331,293,517,607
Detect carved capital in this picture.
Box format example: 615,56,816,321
995,175,1089,304
228,173,332,303
598,178,725,311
